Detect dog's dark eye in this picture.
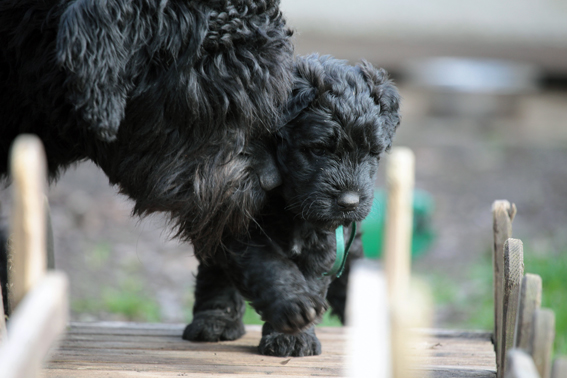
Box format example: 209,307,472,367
369,148,381,158
311,148,326,156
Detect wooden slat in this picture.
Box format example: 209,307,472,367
383,148,415,378
501,239,524,375
551,358,567,378
9,135,47,309
346,261,391,378
504,349,541,378
515,274,542,350
0,272,68,378
384,147,415,302
529,309,555,378
492,200,516,377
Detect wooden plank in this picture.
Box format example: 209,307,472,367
45,323,496,378
384,147,415,302
9,135,47,309
415,366,496,378
46,366,496,378
0,272,68,378
515,274,542,350
504,349,541,378
47,361,344,377
46,370,341,378
551,358,567,378
501,239,524,375
492,200,516,378
345,260,391,378
529,309,555,378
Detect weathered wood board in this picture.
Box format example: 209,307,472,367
43,323,496,378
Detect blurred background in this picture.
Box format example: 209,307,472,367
1,0,566,354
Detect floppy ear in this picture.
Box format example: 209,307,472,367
358,60,401,150
56,0,134,142
278,86,317,129
251,143,282,191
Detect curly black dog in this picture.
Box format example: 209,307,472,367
183,55,400,357
0,0,293,267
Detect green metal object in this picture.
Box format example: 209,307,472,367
361,189,435,259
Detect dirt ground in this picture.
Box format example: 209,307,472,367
1,85,566,326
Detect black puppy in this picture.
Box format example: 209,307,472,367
0,0,293,266
183,55,400,357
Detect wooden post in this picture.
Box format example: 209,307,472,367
493,200,516,376
515,274,542,350
551,358,567,378
346,261,391,378
0,272,68,378
9,135,47,309
384,147,415,302
529,308,555,378
501,238,524,375
505,349,541,378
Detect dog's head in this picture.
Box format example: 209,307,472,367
275,55,400,229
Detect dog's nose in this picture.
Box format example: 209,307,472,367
337,191,360,211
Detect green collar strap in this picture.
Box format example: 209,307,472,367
322,222,357,278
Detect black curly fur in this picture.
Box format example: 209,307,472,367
183,55,400,357
0,0,294,257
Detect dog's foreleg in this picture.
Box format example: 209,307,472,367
182,262,245,342
236,251,327,335
225,246,327,356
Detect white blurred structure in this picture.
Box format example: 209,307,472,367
281,0,567,75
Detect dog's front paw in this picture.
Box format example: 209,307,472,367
260,294,326,334
182,310,245,342
258,324,321,357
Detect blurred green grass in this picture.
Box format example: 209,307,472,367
421,245,567,356
72,276,161,322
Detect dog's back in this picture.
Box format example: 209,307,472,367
0,0,294,256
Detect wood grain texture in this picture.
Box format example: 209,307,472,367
44,322,496,378
0,272,69,378
501,239,524,375
9,135,47,310
551,358,567,378
515,274,542,351
530,309,555,378
492,200,516,378
504,349,540,378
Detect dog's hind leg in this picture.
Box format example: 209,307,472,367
258,322,321,357
182,262,245,342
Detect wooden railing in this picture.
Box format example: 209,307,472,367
0,135,69,378
492,200,566,378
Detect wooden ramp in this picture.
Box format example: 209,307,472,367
44,322,496,378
